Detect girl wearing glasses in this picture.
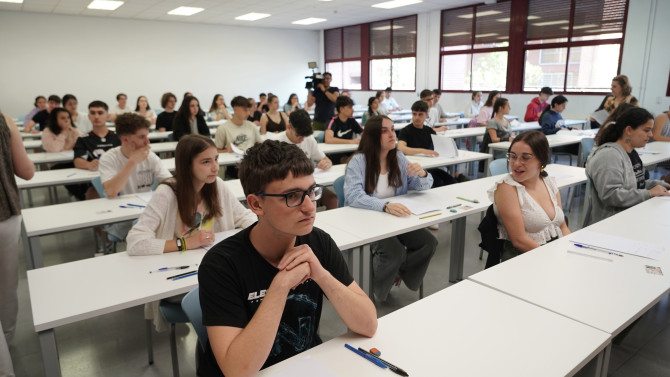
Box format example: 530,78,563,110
584,107,670,226
127,134,256,256
488,130,570,261
344,115,437,302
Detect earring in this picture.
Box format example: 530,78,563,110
540,165,545,172
625,138,631,144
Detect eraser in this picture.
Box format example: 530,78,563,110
450,209,457,213
369,348,381,356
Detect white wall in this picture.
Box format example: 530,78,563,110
0,11,319,117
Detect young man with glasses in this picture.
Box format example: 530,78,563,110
198,140,377,377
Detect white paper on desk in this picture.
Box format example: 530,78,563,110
135,191,154,203
591,109,609,125
59,150,75,158
230,143,245,156
268,355,338,377
392,197,441,215
313,168,338,179
570,230,666,260
201,229,241,251
635,148,661,155
431,135,457,158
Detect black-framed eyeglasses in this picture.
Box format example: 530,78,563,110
256,185,323,207
506,152,535,163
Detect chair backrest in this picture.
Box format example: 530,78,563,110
182,287,208,350
488,158,508,176
313,130,325,143
91,176,106,198
581,137,595,167
167,132,175,141
333,175,345,208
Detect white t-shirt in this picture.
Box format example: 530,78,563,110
110,104,134,116
73,112,93,134
426,107,440,128
99,146,172,196
382,97,400,113
276,131,326,162
214,120,262,151
376,172,395,199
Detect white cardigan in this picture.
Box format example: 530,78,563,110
126,177,257,255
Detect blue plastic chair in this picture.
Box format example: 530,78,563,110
488,158,508,176
333,175,345,208
580,137,595,167
313,130,325,143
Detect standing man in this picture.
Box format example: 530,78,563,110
198,140,377,377
306,72,339,131
524,86,553,122
109,93,134,122
382,87,401,113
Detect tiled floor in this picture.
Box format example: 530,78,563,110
8,163,670,376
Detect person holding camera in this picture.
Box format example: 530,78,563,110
306,72,339,131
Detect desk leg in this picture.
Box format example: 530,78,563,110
39,330,62,377
27,188,34,207
449,217,466,283
594,342,611,377
28,236,43,270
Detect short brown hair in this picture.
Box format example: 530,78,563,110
115,113,150,136
160,92,176,108
508,130,550,178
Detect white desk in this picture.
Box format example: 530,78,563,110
638,141,670,166
488,133,585,165
468,197,670,376
21,131,41,139
258,280,610,377
318,143,358,155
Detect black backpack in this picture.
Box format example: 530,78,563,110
477,204,504,269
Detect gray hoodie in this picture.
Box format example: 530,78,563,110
583,142,668,226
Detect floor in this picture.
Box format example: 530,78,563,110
7,160,670,377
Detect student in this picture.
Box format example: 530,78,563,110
173,95,209,141
361,96,381,127
324,96,363,144
465,91,483,117
382,86,401,113
475,91,501,127
208,94,232,122
247,97,262,126
126,134,257,332
652,105,670,142
156,92,177,132
398,101,465,186
344,115,437,301
99,113,173,241
276,110,338,209
489,130,570,261
214,96,262,152
260,94,288,135
538,95,569,135
603,75,638,114
258,92,269,113
73,101,120,172
198,140,377,376
482,97,513,154
134,95,157,125
24,95,47,126
419,89,448,131
375,91,388,115
306,72,339,131
432,89,452,120
283,93,302,114
584,107,670,226
63,94,93,134
524,87,553,122
109,93,134,121
23,94,61,133
0,113,34,377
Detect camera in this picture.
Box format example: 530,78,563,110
304,61,324,89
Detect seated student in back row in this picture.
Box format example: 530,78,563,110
325,96,363,164
23,95,61,133
99,113,173,242
419,90,448,131
215,96,263,178
524,87,553,122
538,95,569,135
199,140,377,376
398,100,467,186
156,92,177,132
173,95,209,141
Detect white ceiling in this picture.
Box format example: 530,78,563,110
0,0,480,30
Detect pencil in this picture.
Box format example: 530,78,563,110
456,196,479,203
419,213,441,219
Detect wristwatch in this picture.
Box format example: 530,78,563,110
383,201,390,213
176,238,183,251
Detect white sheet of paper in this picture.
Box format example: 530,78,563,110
635,148,661,155
392,196,441,215
230,143,244,155
591,109,609,125
135,191,154,203
268,355,339,377
200,229,241,251
59,150,75,158
570,230,666,260
431,135,457,158
313,168,338,179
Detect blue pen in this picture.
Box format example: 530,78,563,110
171,271,198,281
126,203,146,208
66,172,76,177
573,243,623,257
150,265,190,273
344,344,387,369
119,206,130,209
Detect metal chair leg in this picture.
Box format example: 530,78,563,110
146,320,154,365
170,323,180,377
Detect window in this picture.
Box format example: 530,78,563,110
324,26,362,90
523,0,627,93
369,16,417,91
440,2,510,92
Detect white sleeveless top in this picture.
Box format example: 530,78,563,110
487,174,564,245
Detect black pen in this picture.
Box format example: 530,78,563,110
358,348,409,376
166,270,197,280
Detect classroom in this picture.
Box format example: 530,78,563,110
1,0,670,376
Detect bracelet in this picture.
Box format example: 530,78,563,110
179,237,187,252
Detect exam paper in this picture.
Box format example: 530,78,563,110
135,192,154,203
268,355,338,377
591,109,609,125
313,168,339,179
231,143,245,155
392,197,441,215
570,230,666,260
431,135,458,158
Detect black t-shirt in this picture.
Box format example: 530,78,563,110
73,131,121,161
32,109,49,130
198,224,353,376
628,150,645,189
312,86,339,123
327,116,363,140
156,111,176,131
247,110,262,123
398,124,436,150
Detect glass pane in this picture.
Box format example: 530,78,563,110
324,29,341,60
572,0,626,40
370,21,391,56
325,62,343,89
342,61,362,90
393,16,417,55
343,25,361,59
391,57,415,90
370,59,391,90
566,44,620,92
472,51,507,91
523,48,567,92
441,8,473,49
440,54,472,91
474,2,511,48
526,0,570,42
